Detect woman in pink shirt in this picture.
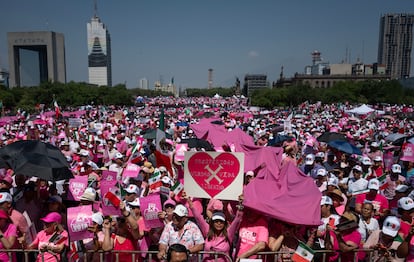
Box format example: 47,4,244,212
188,197,243,262
27,212,69,262
0,209,17,262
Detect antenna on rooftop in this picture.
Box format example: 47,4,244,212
93,0,98,18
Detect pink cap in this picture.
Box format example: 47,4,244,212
0,175,13,186
41,212,62,223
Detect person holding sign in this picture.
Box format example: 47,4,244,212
187,195,243,262
102,201,140,261
25,212,69,262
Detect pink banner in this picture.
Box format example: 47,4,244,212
68,176,88,201
140,194,164,229
100,180,121,217
67,205,93,242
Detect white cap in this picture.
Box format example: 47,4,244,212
316,152,325,158
327,177,339,188
125,184,139,195
245,171,254,177
114,152,124,160
317,168,327,177
305,154,315,165
0,192,12,203
362,157,372,166
382,216,400,237
368,178,380,191
371,142,379,147
392,164,402,174
373,156,382,162
398,197,414,211
161,176,172,185
79,149,89,157
173,204,188,217
353,165,363,173
159,166,167,172
395,184,409,193
321,196,333,206
128,198,140,207
91,212,104,225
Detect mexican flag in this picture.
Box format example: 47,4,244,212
291,241,314,262
171,181,184,196
54,100,61,118
149,171,162,190
378,174,388,190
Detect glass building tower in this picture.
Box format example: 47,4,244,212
378,13,414,79
87,14,112,86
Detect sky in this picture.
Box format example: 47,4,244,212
1,0,414,89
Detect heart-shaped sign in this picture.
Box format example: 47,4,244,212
188,152,240,198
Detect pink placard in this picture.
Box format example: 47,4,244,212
175,144,188,161
100,181,121,216
101,170,118,183
140,194,164,229
67,205,93,242
401,143,414,162
123,163,140,179
68,176,88,201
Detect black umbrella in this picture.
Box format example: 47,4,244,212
180,138,214,151
328,140,362,155
0,140,73,181
317,132,347,143
268,135,294,146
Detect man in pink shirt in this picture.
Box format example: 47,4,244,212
236,207,268,261
0,192,28,245
355,178,389,220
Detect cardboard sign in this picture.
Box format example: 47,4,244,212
67,205,93,242
140,194,164,229
68,176,88,201
184,151,244,200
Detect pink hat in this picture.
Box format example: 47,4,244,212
0,209,8,219
41,212,62,223
0,175,13,186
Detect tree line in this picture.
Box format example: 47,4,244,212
0,80,412,113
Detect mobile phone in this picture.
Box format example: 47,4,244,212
329,217,336,229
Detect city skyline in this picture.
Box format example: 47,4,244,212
0,1,413,89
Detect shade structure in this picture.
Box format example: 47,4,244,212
0,140,73,181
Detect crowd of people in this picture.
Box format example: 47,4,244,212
0,97,413,262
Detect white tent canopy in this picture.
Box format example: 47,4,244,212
346,104,385,115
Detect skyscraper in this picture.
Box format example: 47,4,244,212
87,3,112,86
378,13,414,79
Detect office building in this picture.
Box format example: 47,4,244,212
378,13,414,79
243,74,268,97
7,31,66,87
140,78,148,89
87,13,112,86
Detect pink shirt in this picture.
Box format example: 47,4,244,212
356,193,389,219
237,217,269,259
329,230,362,262
0,223,17,262
30,229,69,262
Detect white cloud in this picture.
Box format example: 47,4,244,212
248,50,259,58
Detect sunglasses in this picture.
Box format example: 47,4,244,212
165,204,175,209
213,220,225,224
